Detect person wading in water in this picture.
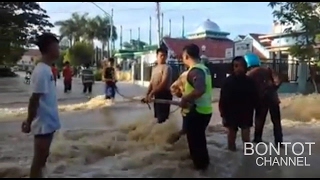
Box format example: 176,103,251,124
102,58,117,101
219,56,259,151
81,63,94,95
62,61,72,93
244,53,283,146
143,48,173,124
22,33,61,178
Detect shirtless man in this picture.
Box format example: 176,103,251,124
144,48,173,124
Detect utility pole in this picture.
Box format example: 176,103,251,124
110,8,114,58
156,2,161,47
149,16,152,46
138,27,141,50
129,29,132,41
161,13,164,39
120,25,123,49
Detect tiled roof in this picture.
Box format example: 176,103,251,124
24,49,41,56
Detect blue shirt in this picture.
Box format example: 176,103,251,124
30,62,60,135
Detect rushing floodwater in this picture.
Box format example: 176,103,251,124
1,93,320,178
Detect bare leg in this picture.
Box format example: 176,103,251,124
241,128,250,143
30,134,54,178
227,128,237,151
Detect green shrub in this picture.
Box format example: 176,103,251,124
94,69,102,81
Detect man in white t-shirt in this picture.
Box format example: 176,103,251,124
21,33,61,178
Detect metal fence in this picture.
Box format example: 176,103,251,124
134,62,187,82
133,58,299,88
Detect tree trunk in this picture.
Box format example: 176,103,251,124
106,42,110,58
102,42,106,59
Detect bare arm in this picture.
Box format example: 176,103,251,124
270,68,282,89
26,93,42,124
152,66,172,94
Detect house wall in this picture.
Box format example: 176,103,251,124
17,55,35,66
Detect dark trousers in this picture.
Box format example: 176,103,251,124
184,108,211,170
153,90,172,123
254,103,283,144
64,80,72,93
83,82,93,93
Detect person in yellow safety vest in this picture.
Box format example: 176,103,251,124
179,44,212,171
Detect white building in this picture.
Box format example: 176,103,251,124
17,49,41,71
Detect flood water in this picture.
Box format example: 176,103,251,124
1,93,320,178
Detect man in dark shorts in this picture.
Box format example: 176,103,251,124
219,56,259,151
145,48,172,123
244,53,283,145
21,33,61,178
179,44,212,171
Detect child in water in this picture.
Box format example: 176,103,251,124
219,56,259,151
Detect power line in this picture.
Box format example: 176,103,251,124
46,4,213,14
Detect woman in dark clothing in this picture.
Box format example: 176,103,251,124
219,56,259,151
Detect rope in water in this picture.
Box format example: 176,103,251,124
114,86,181,114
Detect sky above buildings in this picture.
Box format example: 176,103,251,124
40,2,274,48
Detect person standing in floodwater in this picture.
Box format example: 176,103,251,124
102,58,117,101
81,63,94,94
62,61,73,93
179,44,212,171
219,56,259,151
244,53,283,145
144,48,172,124
21,33,61,178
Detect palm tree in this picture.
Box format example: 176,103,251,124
54,12,88,47
54,13,118,57
93,16,117,57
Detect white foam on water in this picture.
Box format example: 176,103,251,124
0,94,320,177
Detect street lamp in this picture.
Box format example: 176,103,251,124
86,2,114,58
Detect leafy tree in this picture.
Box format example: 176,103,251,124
55,13,118,57
269,2,320,92
63,50,72,63
93,15,117,57
67,41,94,66
56,50,67,69
55,13,88,47
0,2,53,64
